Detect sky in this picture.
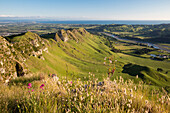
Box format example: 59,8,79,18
0,0,170,20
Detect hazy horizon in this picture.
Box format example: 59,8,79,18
0,0,170,20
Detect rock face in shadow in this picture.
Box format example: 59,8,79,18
15,62,24,77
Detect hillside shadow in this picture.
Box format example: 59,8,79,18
121,51,149,59
40,33,56,40
5,32,26,42
122,63,147,79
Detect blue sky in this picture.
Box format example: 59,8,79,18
0,0,170,20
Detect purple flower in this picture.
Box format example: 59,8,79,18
40,84,45,89
70,81,72,84
32,89,34,92
28,86,31,89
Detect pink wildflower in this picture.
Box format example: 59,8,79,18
70,81,72,84
32,89,34,92
28,83,32,87
28,86,31,89
40,84,45,89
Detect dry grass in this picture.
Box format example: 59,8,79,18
0,73,169,113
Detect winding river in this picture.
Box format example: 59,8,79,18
102,32,170,53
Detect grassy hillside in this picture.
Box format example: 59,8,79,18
26,28,114,80
1,28,170,92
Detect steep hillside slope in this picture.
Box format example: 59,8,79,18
27,28,114,79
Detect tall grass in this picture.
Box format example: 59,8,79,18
0,74,169,113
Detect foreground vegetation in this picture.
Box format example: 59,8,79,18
0,73,169,113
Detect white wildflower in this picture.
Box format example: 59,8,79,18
136,75,138,78
145,100,149,104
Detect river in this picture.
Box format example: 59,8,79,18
102,32,170,53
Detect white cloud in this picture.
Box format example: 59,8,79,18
0,15,16,17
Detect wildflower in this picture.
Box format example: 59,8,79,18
145,100,149,104
32,89,34,92
134,86,137,90
103,62,106,65
28,83,32,87
130,89,133,93
28,86,31,89
123,88,126,95
127,104,131,108
130,94,133,97
53,76,59,81
109,60,112,63
136,75,138,78
70,81,72,84
40,84,45,89
80,96,83,101
128,99,132,104
104,57,107,60
52,74,56,77
145,111,149,113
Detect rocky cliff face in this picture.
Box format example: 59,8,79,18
0,32,49,82
7,32,48,59
58,29,69,42
55,28,89,42
0,36,26,82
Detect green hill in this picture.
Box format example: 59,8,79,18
26,28,114,79
122,63,170,87
1,28,170,92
